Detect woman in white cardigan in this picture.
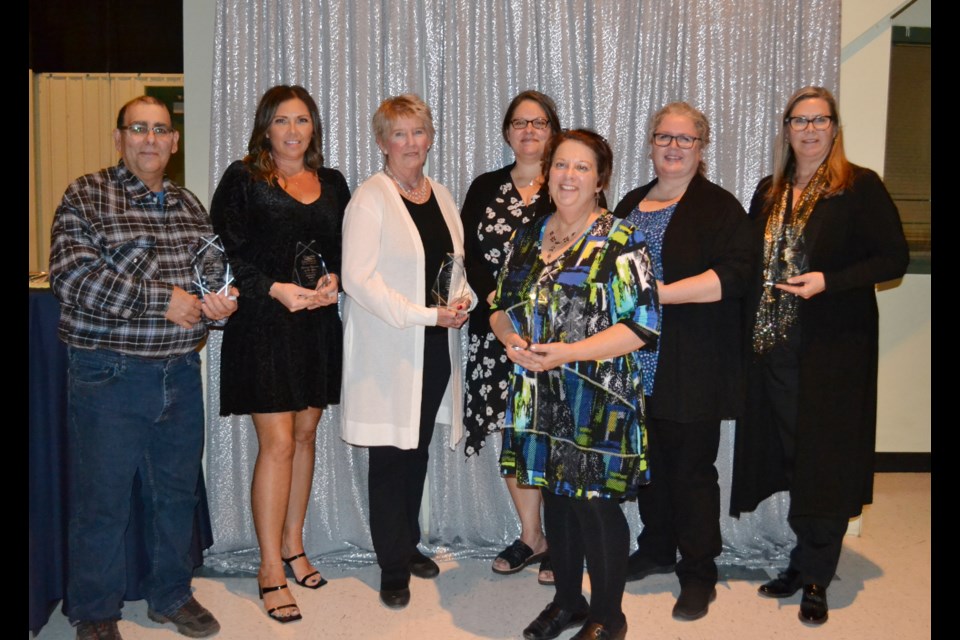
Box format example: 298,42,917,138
341,94,474,610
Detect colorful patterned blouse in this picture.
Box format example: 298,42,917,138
493,212,660,500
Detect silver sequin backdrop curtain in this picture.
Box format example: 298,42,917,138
203,0,840,574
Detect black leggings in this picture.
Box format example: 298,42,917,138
368,332,450,589
542,490,628,629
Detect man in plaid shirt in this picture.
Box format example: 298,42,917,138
49,96,237,640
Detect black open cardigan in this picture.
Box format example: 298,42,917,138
612,172,753,423
730,167,909,519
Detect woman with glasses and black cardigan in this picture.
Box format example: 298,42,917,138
612,102,752,622
731,86,908,626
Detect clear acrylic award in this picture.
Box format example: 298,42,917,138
505,283,558,348
766,227,809,286
190,234,234,297
293,240,330,289
431,253,471,309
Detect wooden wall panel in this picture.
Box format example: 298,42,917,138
30,72,183,271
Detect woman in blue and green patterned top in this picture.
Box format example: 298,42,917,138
489,129,659,640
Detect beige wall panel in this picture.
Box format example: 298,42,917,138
29,70,37,271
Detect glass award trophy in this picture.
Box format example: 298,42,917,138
765,227,809,285
431,253,470,309
504,283,557,348
293,240,329,289
190,234,234,297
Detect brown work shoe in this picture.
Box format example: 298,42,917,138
76,620,123,640
147,596,220,637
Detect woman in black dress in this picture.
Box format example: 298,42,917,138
210,85,350,624
461,90,560,584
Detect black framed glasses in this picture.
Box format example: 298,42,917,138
119,124,176,137
785,115,834,131
652,133,700,149
510,117,550,130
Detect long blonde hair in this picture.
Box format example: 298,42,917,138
766,86,853,207
649,101,711,176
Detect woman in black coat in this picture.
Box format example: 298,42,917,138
730,86,909,626
612,102,752,622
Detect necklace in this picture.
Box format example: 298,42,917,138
543,211,595,257
512,171,541,189
646,182,687,203
278,168,316,203
384,164,429,203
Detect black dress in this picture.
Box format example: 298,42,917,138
460,164,552,456
210,160,350,415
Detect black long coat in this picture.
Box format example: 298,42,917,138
729,166,909,519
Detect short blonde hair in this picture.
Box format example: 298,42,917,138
372,94,435,147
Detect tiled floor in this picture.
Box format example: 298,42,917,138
32,473,930,639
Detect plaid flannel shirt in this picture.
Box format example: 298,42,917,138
49,162,214,358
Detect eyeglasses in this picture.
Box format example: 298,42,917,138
652,133,700,149
119,124,176,137
785,115,834,131
510,118,550,130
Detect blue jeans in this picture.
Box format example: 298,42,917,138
66,347,204,623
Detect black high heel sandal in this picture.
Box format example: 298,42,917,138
282,552,329,589
258,582,302,623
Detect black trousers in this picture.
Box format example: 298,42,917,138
634,413,722,587
763,344,846,587
542,490,628,629
368,332,450,590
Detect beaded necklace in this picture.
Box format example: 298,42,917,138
385,164,430,203
542,210,596,261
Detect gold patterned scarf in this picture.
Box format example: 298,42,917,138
752,161,830,354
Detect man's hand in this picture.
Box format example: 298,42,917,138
201,286,240,321
165,286,203,328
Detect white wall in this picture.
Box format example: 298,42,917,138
182,0,932,454
841,0,931,453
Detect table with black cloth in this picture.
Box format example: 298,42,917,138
28,288,214,636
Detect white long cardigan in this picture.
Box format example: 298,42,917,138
340,172,473,450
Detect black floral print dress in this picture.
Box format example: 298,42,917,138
460,164,552,457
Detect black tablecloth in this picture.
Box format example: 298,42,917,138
28,289,214,635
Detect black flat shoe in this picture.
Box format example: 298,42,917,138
409,550,440,579
672,584,717,621
799,584,829,625
493,539,547,575
258,582,302,623
379,586,411,609
625,550,676,582
570,620,627,640
281,552,328,589
522,602,589,640
758,567,802,598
